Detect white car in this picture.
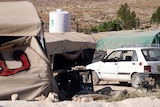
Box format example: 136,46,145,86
86,47,160,88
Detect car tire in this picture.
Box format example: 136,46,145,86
131,73,143,89
92,71,100,85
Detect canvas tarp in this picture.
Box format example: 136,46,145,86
45,32,96,57
44,32,96,70
91,30,140,42
0,1,42,37
96,30,160,51
0,1,58,100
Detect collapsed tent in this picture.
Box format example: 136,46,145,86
96,30,160,51
0,1,58,100
45,32,96,70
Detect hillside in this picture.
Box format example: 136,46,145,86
1,0,160,31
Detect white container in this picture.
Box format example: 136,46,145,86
49,9,71,33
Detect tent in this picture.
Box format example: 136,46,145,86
0,1,58,100
45,32,96,100
96,30,160,51
91,30,140,42
45,32,96,56
45,32,96,70
0,1,42,37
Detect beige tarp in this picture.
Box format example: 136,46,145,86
45,32,96,69
45,32,96,56
0,1,58,100
0,1,42,36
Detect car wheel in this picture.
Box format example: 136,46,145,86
131,73,143,89
92,71,100,85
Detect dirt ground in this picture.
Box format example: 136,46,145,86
92,80,160,102
94,81,132,92
0,81,159,107
8,0,158,32
0,0,159,31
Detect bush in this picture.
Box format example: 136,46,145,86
89,20,122,33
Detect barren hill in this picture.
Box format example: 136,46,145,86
1,0,160,31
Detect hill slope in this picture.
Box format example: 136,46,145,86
0,0,160,31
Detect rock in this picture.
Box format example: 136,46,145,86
111,90,128,99
44,92,59,103
34,94,46,102
72,94,109,102
11,94,19,101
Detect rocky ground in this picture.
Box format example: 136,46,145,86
32,0,160,32
0,96,160,107
0,85,160,107
72,80,160,102
1,0,160,31
0,1,160,106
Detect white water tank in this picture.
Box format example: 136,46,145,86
49,9,71,33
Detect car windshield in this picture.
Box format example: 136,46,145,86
141,48,160,61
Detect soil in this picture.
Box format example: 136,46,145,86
32,0,160,32
1,0,160,103
0,0,159,31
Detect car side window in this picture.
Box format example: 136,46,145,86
104,51,121,62
121,50,137,61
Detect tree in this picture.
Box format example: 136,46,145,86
151,6,160,23
117,3,138,30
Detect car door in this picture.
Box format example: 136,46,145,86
100,51,122,81
118,50,138,81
